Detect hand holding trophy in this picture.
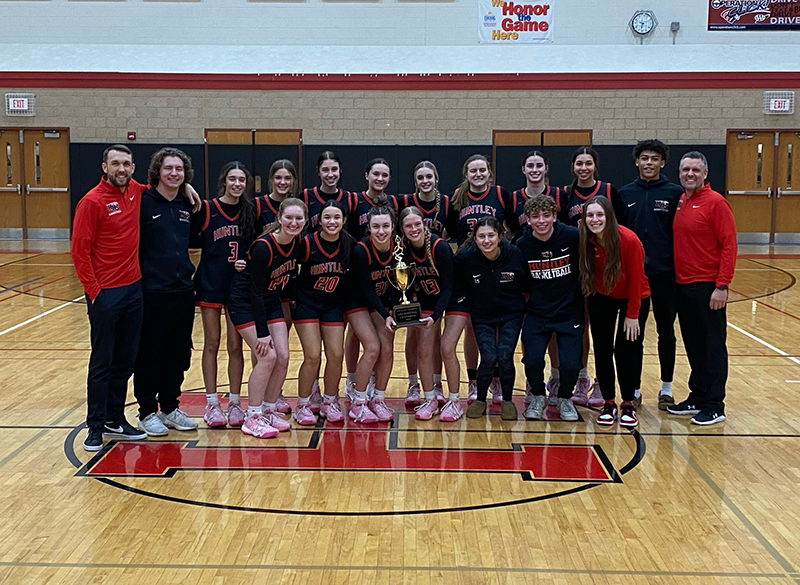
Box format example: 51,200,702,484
388,235,423,328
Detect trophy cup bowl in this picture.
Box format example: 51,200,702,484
389,252,422,328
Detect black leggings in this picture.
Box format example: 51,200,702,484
587,294,650,402
473,316,523,402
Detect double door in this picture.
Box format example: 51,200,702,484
726,130,800,244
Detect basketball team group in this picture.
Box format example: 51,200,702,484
71,139,737,451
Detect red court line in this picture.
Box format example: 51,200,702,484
0,276,70,304
731,287,800,324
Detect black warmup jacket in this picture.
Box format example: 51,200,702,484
454,242,531,325
614,175,684,277
138,186,195,293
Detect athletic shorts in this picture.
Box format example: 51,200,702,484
227,296,286,331
445,292,469,317
291,302,345,326
195,292,228,309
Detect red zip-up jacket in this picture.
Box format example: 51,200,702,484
591,225,650,319
673,183,737,287
71,177,146,300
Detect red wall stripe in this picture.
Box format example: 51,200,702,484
1,71,799,91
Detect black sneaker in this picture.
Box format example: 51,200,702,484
83,427,104,452
667,400,700,416
103,421,147,440
691,409,726,426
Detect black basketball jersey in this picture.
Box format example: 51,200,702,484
406,235,453,309
256,195,282,227
396,192,450,236
559,181,613,227
512,186,562,238
249,233,300,306
447,185,515,245
353,237,401,311
295,232,349,309
302,187,353,231
348,191,399,240
194,199,241,303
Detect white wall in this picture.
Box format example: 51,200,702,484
0,0,798,46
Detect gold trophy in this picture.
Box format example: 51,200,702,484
389,236,422,328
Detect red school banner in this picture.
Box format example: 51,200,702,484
708,0,800,30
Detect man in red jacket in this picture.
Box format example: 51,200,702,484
72,145,149,451
667,151,737,425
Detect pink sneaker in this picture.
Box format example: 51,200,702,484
263,409,292,432
369,398,394,422
292,403,317,426
489,377,503,404
571,377,590,406
320,398,345,422
467,381,478,404
433,383,446,405
204,403,227,428
404,382,422,407
227,402,245,427
241,413,278,439
439,399,463,422
344,380,356,402
588,379,605,408
309,387,323,414
349,399,379,424
414,399,439,421
275,393,292,414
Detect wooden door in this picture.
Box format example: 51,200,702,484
22,129,70,239
0,130,24,239
775,131,800,243
725,131,775,244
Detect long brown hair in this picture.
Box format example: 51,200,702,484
452,154,492,212
414,160,442,219
579,196,621,295
398,206,437,275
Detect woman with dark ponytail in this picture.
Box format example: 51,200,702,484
195,162,257,429
302,151,354,231
349,158,397,240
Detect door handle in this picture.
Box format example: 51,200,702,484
0,184,21,194
777,188,800,198
25,184,69,194
727,188,772,197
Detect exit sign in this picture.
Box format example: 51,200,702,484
770,99,791,112
763,91,795,115
4,93,35,116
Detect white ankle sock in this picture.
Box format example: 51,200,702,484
424,391,435,401
433,374,442,385
374,390,386,401
550,367,560,380
297,396,310,406
247,405,260,416
229,393,240,405
634,389,642,399
660,382,673,396
323,393,336,403
409,373,418,384
261,401,276,412
206,393,219,405
579,367,588,379
448,393,459,401
346,372,356,384
356,391,367,402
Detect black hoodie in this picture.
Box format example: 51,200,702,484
614,175,684,277
454,242,531,325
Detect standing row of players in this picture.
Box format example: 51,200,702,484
72,140,735,450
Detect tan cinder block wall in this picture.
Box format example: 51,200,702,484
1,87,795,144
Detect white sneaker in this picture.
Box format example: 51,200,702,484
139,412,169,436
157,409,198,431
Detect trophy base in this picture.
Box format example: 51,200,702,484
392,302,423,328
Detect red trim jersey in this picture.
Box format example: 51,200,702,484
193,198,242,306
559,181,616,227
348,191,400,240
302,187,354,231
590,225,651,319
406,235,455,322
396,192,451,236
256,195,282,227
673,183,737,287
352,238,401,319
295,232,349,310
445,186,518,245
71,177,146,300
512,185,561,238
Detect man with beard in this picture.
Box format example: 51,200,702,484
71,145,199,451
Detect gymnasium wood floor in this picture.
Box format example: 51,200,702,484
1,241,800,585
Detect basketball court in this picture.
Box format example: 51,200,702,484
1,241,799,584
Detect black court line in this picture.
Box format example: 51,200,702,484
0,402,83,470
671,437,800,585
62,425,645,516
728,258,797,303
0,560,788,579
0,252,45,269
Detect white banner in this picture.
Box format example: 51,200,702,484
479,0,554,43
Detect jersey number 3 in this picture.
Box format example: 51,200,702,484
227,242,239,263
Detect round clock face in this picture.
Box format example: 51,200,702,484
632,11,655,35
